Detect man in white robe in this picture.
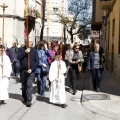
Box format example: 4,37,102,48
49,52,67,108
0,45,12,104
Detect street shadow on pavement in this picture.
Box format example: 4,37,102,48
9,93,23,102
36,95,50,104
36,95,62,108
65,72,88,93
65,70,120,97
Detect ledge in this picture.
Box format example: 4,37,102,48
0,14,25,21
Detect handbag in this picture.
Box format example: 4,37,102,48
41,64,49,75
78,63,82,72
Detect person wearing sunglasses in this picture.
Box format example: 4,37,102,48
67,44,84,95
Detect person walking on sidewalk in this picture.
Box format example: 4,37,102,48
35,42,50,97
0,45,12,104
87,43,105,92
49,51,67,108
10,42,20,77
17,38,39,107
68,44,84,95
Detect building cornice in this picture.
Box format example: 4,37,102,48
0,14,25,21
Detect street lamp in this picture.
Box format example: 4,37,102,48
0,3,8,74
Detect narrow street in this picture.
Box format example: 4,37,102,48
0,69,120,120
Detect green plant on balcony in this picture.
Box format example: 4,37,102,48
34,9,40,18
24,6,40,18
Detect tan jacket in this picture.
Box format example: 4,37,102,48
65,50,84,64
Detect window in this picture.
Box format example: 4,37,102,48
52,26,59,35
52,15,59,22
53,7,58,13
45,19,47,22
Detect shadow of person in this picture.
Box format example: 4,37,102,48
36,95,50,104
9,93,23,102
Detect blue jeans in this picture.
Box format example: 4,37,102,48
91,68,102,90
36,74,47,96
41,76,47,96
36,74,41,94
12,61,20,75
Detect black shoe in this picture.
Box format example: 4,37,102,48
96,87,100,92
61,104,68,108
72,90,77,95
22,99,27,104
26,101,32,107
0,100,5,104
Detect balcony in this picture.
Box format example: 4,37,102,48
24,7,40,34
99,0,116,10
24,7,40,18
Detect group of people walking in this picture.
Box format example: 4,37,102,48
0,37,105,108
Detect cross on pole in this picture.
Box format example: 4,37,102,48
24,0,30,69
0,3,8,75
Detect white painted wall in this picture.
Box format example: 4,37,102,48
0,0,24,47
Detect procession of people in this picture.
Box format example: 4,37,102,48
0,37,105,108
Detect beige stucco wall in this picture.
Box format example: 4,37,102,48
106,0,120,86
95,0,104,22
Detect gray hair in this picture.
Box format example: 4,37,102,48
24,37,33,43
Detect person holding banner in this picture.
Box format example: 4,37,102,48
0,45,12,104
17,38,39,107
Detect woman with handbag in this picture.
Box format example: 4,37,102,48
35,42,50,97
68,44,84,95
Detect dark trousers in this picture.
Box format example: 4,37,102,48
91,69,101,90
12,61,20,75
21,72,35,101
69,66,77,91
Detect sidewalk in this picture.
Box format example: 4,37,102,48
81,69,120,120
0,69,120,120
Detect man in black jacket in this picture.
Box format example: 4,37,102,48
17,37,39,107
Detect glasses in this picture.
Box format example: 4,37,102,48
75,48,79,49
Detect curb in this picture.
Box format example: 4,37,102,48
82,101,120,120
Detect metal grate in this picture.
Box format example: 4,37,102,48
70,97,80,102
82,94,111,102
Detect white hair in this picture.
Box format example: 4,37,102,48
24,37,33,43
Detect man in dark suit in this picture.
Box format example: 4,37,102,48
17,37,39,107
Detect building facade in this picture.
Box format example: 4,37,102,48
0,0,45,47
91,0,104,45
43,0,68,42
0,0,24,47
99,0,120,86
